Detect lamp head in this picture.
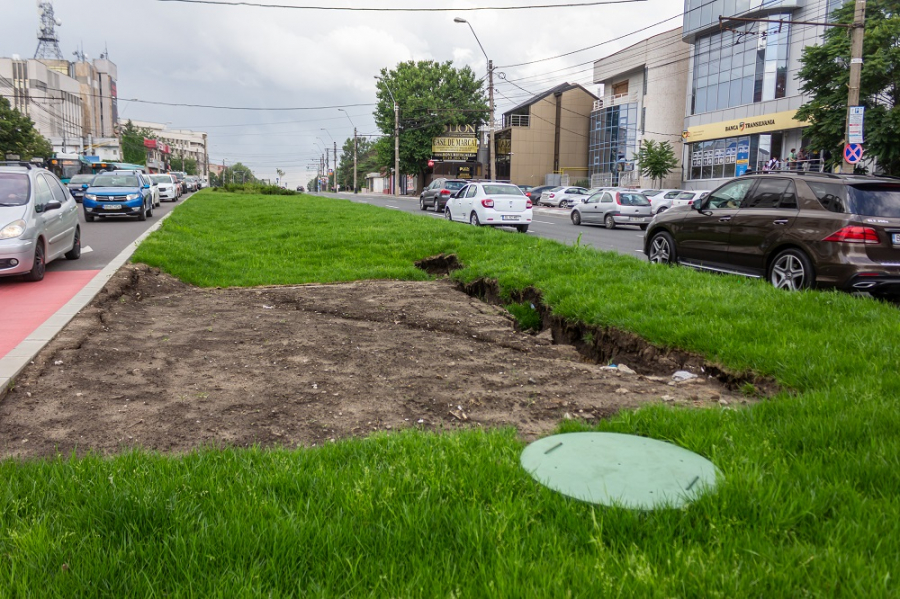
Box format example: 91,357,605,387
453,17,467,23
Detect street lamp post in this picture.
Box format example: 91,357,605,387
454,17,495,181
338,109,358,194
375,75,400,196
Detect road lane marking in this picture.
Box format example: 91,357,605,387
82,246,93,254
533,220,555,224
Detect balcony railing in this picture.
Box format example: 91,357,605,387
504,114,530,128
601,91,639,107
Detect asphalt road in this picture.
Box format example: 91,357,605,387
313,191,648,260
43,192,196,275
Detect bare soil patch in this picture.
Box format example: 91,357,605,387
0,264,752,459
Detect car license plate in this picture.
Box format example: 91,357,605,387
501,215,520,221
629,216,646,222
104,204,122,210
892,233,900,245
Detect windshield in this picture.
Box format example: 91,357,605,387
483,184,524,196
445,181,465,190
0,173,30,206
151,176,172,184
619,193,651,206
92,175,141,188
69,175,94,184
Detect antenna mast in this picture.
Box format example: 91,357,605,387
34,1,64,60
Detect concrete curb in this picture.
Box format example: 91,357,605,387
0,201,183,400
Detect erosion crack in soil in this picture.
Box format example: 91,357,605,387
0,265,750,459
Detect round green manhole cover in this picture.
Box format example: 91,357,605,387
520,432,720,509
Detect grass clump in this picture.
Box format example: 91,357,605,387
504,301,542,332
2,191,898,596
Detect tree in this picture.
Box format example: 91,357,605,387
795,0,900,174
171,155,198,175
276,168,285,186
222,162,255,184
336,136,377,192
119,120,157,165
374,61,489,191
0,97,53,160
637,139,679,187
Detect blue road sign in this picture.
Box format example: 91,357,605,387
844,143,863,164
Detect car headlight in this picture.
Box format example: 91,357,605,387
126,193,141,200
0,219,27,240
84,193,97,200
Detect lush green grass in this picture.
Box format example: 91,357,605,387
2,191,899,596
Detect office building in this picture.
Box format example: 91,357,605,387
590,27,690,188
681,0,842,189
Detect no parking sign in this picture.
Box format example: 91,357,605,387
844,143,863,164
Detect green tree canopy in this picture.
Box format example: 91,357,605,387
637,139,679,187
795,0,900,174
0,97,53,160
171,155,198,175
222,162,256,184
120,120,156,165
373,60,489,186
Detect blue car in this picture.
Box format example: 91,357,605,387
82,171,154,222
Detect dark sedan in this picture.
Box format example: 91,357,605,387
66,174,95,203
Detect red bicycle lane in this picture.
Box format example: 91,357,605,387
0,269,101,357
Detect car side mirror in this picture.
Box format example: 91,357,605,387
692,198,704,210
44,201,62,212
81,184,89,189
143,184,151,189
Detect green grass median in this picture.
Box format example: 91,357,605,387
2,191,898,596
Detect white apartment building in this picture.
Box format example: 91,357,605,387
590,28,691,188
0,57,83,154
127,120,209,176
681,0,843,189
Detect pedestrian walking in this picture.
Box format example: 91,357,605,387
797,148,808,171
788,148,798,170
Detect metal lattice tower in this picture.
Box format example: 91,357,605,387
34,1,64,60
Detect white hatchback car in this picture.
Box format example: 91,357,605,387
643,189,685,214
671,190,711,209
445,182,533,233
0,162,81,281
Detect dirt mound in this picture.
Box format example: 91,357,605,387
0,265,750,459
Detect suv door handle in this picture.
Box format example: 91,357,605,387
773,219,789,225
718,216,732,222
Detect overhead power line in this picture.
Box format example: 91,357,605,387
158,0,647,11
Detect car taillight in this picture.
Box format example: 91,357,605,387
481,199,494,208
526,200,533,209
440,189,451,196
822,226,880,244
525,192,531,197
549,193,556,198
615,192,621,205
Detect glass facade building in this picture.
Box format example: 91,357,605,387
588,103,639,183
680,0,834,186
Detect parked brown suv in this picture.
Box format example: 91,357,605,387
644,172,900,300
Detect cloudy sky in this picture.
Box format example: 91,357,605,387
2,0,684,187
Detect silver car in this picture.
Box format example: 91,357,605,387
570,189,653,230
0,162,81,281
539,186,590,208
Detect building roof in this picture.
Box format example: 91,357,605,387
502,82,598,117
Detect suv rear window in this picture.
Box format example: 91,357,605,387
0,173,30,206
808,181,900,217
848,183,900,218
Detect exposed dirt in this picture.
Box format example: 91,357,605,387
0,263,758,459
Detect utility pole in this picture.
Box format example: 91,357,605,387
353,127,358,194
334,141,338,192
393,100,400,195
843,0,867,173
488,59,495,181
